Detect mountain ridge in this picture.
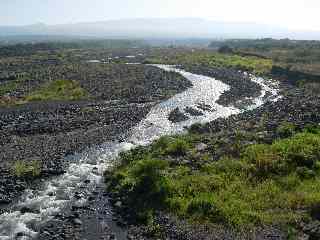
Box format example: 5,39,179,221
0,18,319,40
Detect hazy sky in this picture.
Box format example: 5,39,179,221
1,0,320,31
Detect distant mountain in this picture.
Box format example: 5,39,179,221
0,18,319,40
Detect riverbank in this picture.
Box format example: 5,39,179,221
0,63,270,240
105,83,320,239
0,48,313,239
32,65,281,240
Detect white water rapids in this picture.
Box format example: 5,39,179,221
0,65,280,240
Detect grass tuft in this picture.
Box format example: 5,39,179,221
12,160,41,178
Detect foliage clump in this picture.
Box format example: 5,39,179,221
12,160,41,178
276,122,297,138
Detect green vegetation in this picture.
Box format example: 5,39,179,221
12,160,41,178
277,122,297,138
107,127,320,230
0,40,146,58
209,38,320,77
0,80,19,96
0,48,190,107
147,52,273,75
150,136,191,156
26,79,88,102
0,79,88,106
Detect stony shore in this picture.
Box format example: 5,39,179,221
36,66,294,240
100,68,320,240
2,63,317,239
181,65,262,106
120,86,320,240
0,65,192,206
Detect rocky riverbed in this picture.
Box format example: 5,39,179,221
0,100,153,207
180,65,263,106
0,41,318,239
9,65,283,240
0,65,192,207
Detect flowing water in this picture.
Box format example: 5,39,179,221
0,65,279,240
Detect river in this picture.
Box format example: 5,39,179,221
0,65,279,240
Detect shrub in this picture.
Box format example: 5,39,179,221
304,124,320,134
118,146,148,165
296,167,316,179
272,132,320,169
244,144,284,177
151,136,172,154
164,138,190,156
113,158,170,223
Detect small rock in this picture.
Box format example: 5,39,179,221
88,196,95,201
184,106,203,116
114,201,122,208
20,206,32,214
72,218,83,225
197,102,215,112
195,143,207,151
127,234,134,240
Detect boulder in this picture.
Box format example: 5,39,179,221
184,107,204,116
168,108,189,123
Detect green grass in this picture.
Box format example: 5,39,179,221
147,52,273,75
276,122,297,138
0,80,20,96
151,136,192,156
12,160,41,178
0,79,26,107
25,79,88,102
1,79,89,106
107,128,320,230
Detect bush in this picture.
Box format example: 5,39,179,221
296,167,316,179
304,124,320,134
244,144,284,177
273,132,320,169
111,158,170,223
118,146,148,165
151,136,172,154
164,138,190,156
